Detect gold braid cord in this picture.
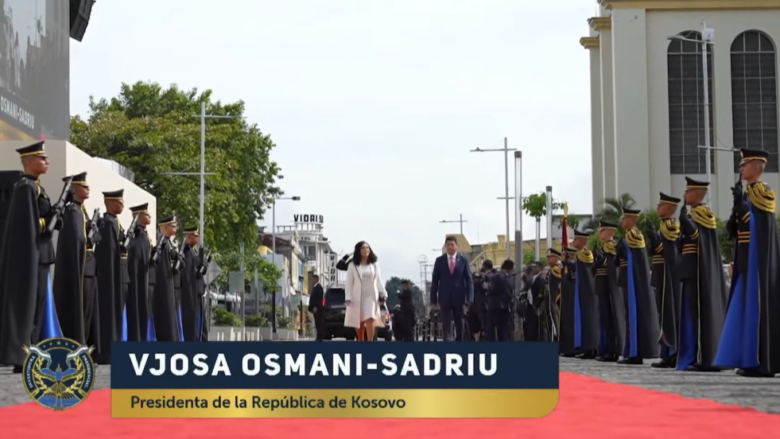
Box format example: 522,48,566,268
576,248,594,263
660,218,681,241
691,205,717,229
747,182,777,213
602,240,617,255
625,228,645,249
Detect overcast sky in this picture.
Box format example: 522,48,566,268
70,0,596,282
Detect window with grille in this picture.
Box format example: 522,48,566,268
667,31,715,175
731,31,778,172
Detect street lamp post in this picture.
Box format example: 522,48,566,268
270,195,301,340
439,214,467,235
669,21,714,202
471,137,516,259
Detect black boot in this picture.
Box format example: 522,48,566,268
12,365,22,374
651,357,675,368
576,350,597,360
737,368,775,378
617,357,643,365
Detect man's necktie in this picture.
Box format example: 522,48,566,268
449,257,455,274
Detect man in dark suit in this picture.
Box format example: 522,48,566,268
308,274,325,341
431,236,474,341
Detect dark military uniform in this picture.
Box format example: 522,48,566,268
716,149,780,377
0,142,60,370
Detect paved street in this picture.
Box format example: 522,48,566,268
2,356,778,412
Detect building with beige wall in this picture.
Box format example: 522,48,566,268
1,140,156,232
582,0,780,218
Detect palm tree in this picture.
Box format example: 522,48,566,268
581,193,637,235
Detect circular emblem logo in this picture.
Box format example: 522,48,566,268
22,337,95,410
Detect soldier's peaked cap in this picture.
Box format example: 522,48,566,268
130,203,148,213
65,172,88,185
599,220,618,229
102,189,124,199
685,177,709,189
158,215,176,225
740,148,769,165
16,141,46,157
659,192,681,205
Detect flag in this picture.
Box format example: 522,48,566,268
561,204,569,249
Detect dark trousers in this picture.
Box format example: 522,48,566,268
486,308,512,341
312,310,325,340
439,303,464,341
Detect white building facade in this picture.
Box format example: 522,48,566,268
583,0,780,218
277,213,335,286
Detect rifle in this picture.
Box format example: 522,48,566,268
87,208,102,243
122,213,138,248
198,247,212,276
172,236,186,273
151,231,166,265
47,176,73,233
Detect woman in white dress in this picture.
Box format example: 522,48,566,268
344,241,387,341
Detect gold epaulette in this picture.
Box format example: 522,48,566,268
691,205,717,229
601,240,616,255
550,265,561,278
576,248,594,263
660,218,681,241
747,182,776,213
625,228,645,249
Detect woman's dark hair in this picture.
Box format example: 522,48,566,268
353,241,378,265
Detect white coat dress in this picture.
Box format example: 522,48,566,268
344,262,387,329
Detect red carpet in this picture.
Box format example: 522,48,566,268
1,372,778,439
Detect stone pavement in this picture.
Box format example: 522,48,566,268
1,357,778,413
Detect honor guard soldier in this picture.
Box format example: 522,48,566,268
616,207,660,365
649,193,683,369
52,172,100,346
180,226,203,341
126,203,152,341
594,220,625,362
677,177,727,372
0,141,62,373
546,248,563,342
715,149,780,377
94,189,125,364
559,246,579,356
570,230,599,359
150,215,182,341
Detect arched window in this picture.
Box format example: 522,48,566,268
731,31,778,172
667,31,714,175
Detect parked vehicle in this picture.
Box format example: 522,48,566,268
322,287,355,340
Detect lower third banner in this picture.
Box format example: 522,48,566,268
110,342,559,418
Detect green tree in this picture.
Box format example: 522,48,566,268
581,193,636,237
213,251,281,293
70,81,281,282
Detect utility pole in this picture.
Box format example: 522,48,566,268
239,242,245,340
545,186,553,254
162,102,243,332
439,214,467,235
471,137,516,259
514,151,523,272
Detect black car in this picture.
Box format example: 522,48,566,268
322,287,355,340
375,302,393,341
